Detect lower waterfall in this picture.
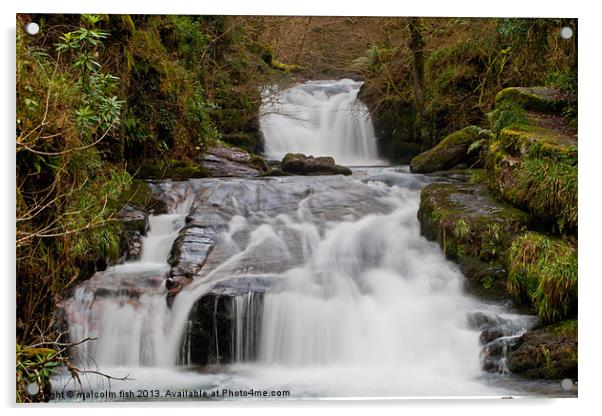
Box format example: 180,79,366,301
56,169,539,398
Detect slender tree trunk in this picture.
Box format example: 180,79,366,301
294,17,313,64
408,17,430,149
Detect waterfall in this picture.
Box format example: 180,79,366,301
55,82,542,399
260,79,382,166
63,196,193,368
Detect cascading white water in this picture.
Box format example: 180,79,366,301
260,79,382,166
63,196,193,368
54,80,549,399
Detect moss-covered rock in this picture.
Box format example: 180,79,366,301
495,87,566,115
486,116,577,233
507,320,577,380
281,153,352,176
410,126,491,173
418,182,531,300
507,232,577,323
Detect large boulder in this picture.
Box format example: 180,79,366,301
410,126,491,173
507,320,577,380
166,224,221,304
418,182,532,300
202,146,268,177
281,153,352,175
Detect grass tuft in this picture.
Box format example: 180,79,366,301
507,232,577,323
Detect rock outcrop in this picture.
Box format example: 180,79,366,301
202,146,268,177
507,320,577,380
418,181,531,300
487,87,577,233
118,204,149,261
281,153,352,175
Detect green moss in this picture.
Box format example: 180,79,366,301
133,159,209,181
469,169,488,184
497,128,577,163
495,87,566,115
249,154,268,171
488,100,531,134
418,182,532,299
270,58,303,72
117,179,167,214
547,319,577,336
507,232,577,323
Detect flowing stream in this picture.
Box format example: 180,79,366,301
54,80,566,400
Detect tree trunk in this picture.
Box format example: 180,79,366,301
408,17,430,149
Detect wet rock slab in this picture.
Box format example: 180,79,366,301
202,147,267,177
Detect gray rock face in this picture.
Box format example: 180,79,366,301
119,204,150,260
202,147,267,177
281,153,352,175
169,226,220,278
179,277,271,365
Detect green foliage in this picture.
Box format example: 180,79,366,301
361,18,576,152
16,15,131,344
16,345,61,402
453,219,470,240
488,101,530,134
507,232,577,323
118,15,267,164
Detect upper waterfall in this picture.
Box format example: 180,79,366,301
259,79,383,166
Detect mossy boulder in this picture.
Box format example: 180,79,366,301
507,320,577,380
507,232,577,323
410,126,491,173
495,87,566,115
281,153,352,176
418,182,532,300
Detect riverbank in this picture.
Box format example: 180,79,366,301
410,86,578,381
